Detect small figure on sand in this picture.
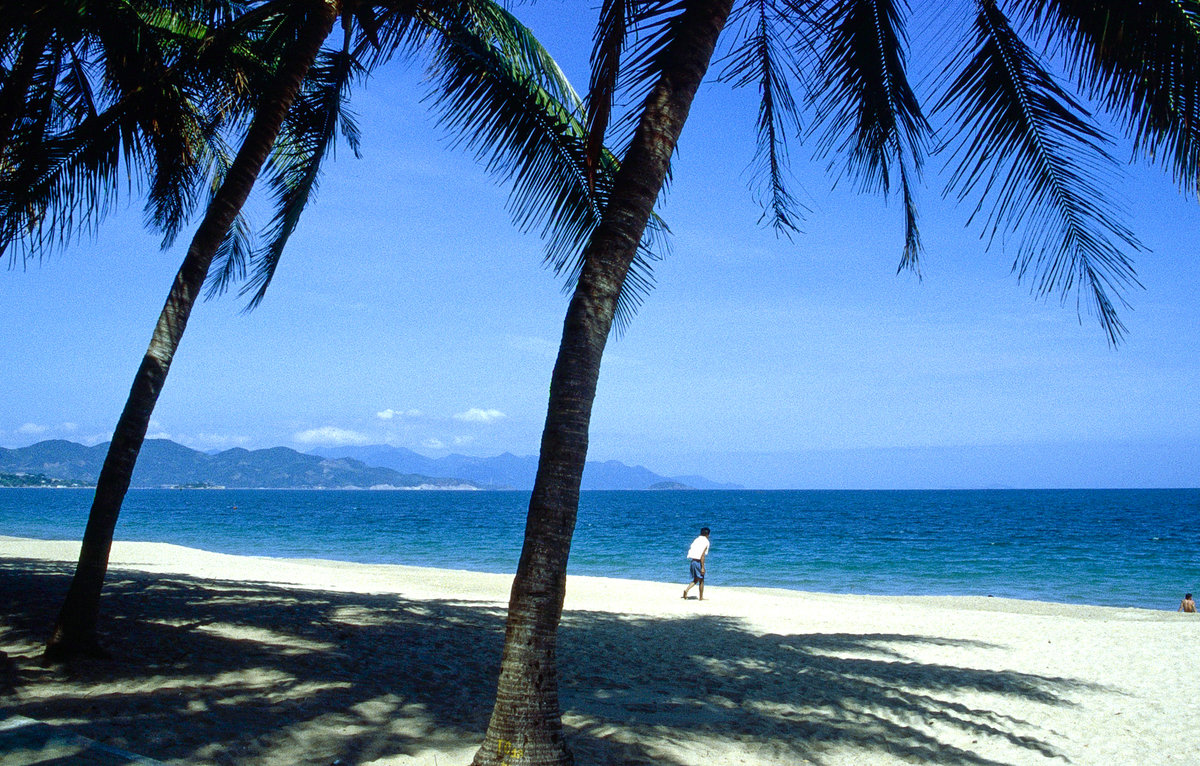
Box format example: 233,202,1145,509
1180,593,1196,613
682,527,710,600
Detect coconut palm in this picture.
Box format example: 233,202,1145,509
471,1,1200,763
0,0,253,266
9,0,643,661
24,0,341,662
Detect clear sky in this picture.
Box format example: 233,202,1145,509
2,6,1198,489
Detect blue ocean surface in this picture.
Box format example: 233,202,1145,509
1,488,1196,610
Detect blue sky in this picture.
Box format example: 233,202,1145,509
2,6,1198,488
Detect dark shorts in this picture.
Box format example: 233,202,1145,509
689,559,704,581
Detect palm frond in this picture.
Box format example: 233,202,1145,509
427,3,668,331
896,158,921,274
933,0,1142,345
0,0,275,263
0,23,53,144
62,43,99,122
352,3,428,71
141,85,211,249
586,0,632,190
718,0,808,235
597,0,688,159
1012,0,1200,196
429,28,602,266
240,47,364,310
0,105,128,265
102,2,217,246
814,0,930,270
205,212,254,298
459,0,582,108
202,135,254,300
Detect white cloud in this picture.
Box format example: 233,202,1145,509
422,438,446,450
377,408,423,420
17,423,48,435
452,435,475,446
145,420,172,440
454,408,506,424
294,426,371,446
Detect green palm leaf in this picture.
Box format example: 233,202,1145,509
201,134,254,299
1013,0,1200,196
814,0,930,271
237,46,363,308
0,0,271,262
594,0,688,160
718,0,810,235
585,0,635,189
934,0,1142,345
428,3,667,330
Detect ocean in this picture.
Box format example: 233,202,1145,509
1,488,1196,610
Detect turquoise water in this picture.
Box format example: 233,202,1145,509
1,488,1196,610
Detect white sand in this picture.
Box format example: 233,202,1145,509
1,534,1197,765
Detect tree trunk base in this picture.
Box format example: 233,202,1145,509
42,631,111,665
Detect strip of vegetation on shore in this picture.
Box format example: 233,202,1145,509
0,473,91,488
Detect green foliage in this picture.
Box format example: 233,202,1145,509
814,0,929,270
1013,0,1200,196
428,1,669,329
0,0,280,265
933,0,1141,345
582,0,1200,343
0,472,89,488
719,0,811,235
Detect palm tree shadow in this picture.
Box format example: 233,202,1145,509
0,560,1097,765
558,612,1094,765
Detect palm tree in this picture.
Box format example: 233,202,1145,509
34,0,342,661
471,1,1200,763
0,0,249,266
4,0,648,662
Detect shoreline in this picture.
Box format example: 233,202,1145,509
0,534,1180,614
2,536,1197,765
5,488,1196,613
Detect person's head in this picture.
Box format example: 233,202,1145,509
700,527,710,537
1187,593,1194,600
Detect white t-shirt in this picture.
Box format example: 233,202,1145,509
687,535,710,560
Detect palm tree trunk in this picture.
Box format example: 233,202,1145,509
471,2,733,763
43,0,340,663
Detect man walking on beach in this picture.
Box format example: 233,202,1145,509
683,527,710,600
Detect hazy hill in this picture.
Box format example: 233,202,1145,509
309,445,741,490
0,440,481,490
0,440,739,490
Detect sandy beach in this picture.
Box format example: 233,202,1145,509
1,534,1197,765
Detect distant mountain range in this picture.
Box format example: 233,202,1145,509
308,444,740,490
0,440,739,491
0,440,477,490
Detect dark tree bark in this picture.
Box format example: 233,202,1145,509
43,0,340,663
471,1,734,763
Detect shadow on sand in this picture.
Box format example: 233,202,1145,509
0,560,1093,765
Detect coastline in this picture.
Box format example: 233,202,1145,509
4,488,1196,610
1,535,1197,765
